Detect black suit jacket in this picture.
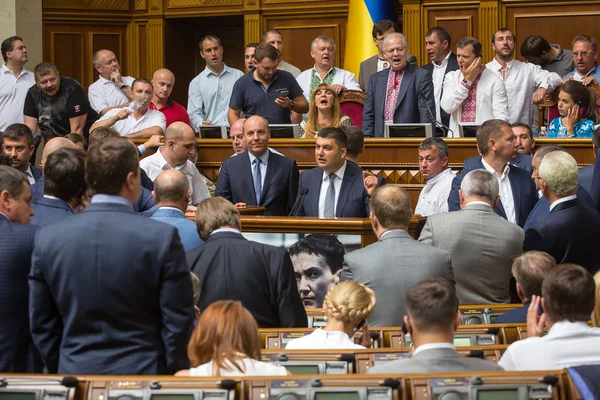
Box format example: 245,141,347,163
29,202,194,375
523,198,600,275
422,52,459,131
216,152,299,216
187,231,307,328
448,156,538,228
0,217,39,372
296,160,370,218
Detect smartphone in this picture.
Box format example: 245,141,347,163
577,101,585,117
355,319,366,330
279,89,289,98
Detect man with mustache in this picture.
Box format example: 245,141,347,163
486,28,561,126
88,49,135,116
188,35,243,130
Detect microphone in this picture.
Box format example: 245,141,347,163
289,188,309,216
416,85,453,137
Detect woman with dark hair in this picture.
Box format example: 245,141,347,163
301,84,351,138
548,80,598,138
175,300,287,376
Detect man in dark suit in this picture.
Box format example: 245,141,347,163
524,151,600,275
493,251,556,324
2,123,42,184
422,27,459,136
523,144,596,231
216,115,299,216
368,278,502,373
448,119,538,228
295,127,375,217
0,165,39,373
363,33,436,137
358,20,417,91
29,138,194,375
31,148,85,226
187,197,307,328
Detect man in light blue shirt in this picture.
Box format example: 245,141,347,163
150,170,204,252
187,35,243,130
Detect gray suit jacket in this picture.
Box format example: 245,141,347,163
341,230,453,326
367,348,504,374
358,54,418,92
418,203,524,304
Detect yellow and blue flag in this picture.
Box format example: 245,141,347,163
343,0,396,77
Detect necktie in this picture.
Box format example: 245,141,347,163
324,173,337,217
253,158,262,205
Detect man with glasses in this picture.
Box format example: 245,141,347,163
362,32,435,137
563,35,600,85
358,20,417,92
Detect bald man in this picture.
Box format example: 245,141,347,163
31,137,78,201
140,122,210,205
150,170,203,251
149,68,191,128
88,49,134,116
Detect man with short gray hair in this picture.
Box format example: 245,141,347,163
420,169,524,304
524,151,600,274
414,137,454,216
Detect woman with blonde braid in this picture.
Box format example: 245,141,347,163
285,280,376,349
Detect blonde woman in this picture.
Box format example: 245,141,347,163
301,83,352,138
285,280,376,349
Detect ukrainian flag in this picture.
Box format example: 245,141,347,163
344,0,396,77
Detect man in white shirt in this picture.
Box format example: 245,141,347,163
486,28,561,125
90,79,166,139
296,35,361,102
368,278,503,373
88,49,135,116
187,35,243,129
441,37,508,137
499,264,600,370
0,36,35,131
140,121,210,206
262,30,301,78
415,137,454,216
422,27,459,135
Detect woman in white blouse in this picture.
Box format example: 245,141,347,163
175,300,288,376
286,280,376,349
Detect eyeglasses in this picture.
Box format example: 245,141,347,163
384,47,408,55
573,50,595,57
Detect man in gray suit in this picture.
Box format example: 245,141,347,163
419,169,524,304
368,278,504,374
358,20,417,92
341,185,453,326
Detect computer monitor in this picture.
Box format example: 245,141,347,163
384,123,433,138
458,123,479,138
199,125,228,139
269,124,301,138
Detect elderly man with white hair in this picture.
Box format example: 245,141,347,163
523,151,600,274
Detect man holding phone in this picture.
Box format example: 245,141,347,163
228,43,308,125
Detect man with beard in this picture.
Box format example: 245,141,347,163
229,43,307,125
23,62,99,141
188,36,243,129
90,78,166,139
88,49,135,116
486,28,561,125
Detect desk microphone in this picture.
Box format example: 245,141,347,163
416,85,453,137
289,188,309,216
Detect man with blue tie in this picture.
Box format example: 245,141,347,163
296,127,375,217
151,169,203,251
0,165,40,372
216,115,299,216
31,148,85,226
2,123,42,185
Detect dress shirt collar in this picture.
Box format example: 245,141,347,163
24,164,34,180
425,168,453,186
210,227,241,236
575,63,598,79
312,65,335,78
489,58,516,73
547,320,593,338
43,194,74,210
0,211,10,222
248,150,270,166
204,63,231,77
155,146,185,170
97,74,113,85
433,52,451,68
464,201,494,209
91,194,133,207
158,206,185,215
321,160,347,183
549,194,577,212
2,63,30,78
481,157,510,179
413,342,455,356
379,229,405,241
